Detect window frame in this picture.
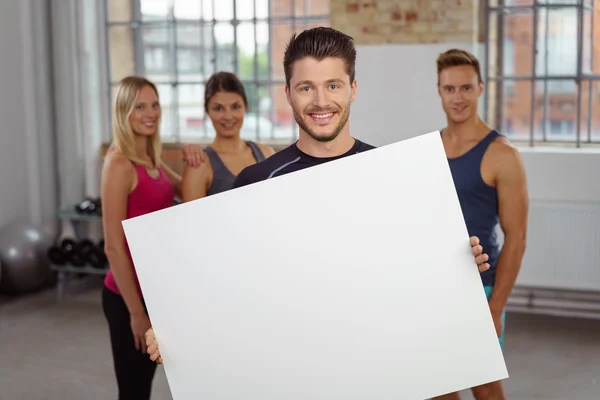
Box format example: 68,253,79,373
483,0,599,147
103,0,330,144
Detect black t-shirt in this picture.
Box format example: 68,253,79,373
233,138,376,189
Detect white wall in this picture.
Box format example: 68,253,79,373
520,149,600,203
0,0,58,231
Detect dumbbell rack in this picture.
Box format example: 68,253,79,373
50,205,109,299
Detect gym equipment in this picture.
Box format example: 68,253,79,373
53,201,105,299
78,238,107,268
74,197,102,215
0,222,55,294
47,246,65,265
47,237,108,270
47,238,78,266
60,238,84,267
86,246,107,269
61,238,78,254
77,238,95,259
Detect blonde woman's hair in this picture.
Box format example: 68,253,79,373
110,76,162,168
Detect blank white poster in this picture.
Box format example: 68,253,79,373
122,131,508,400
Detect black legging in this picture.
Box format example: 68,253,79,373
102,286,157,400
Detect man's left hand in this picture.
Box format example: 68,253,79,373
470,236,490,273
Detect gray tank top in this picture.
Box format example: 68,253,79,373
204,141,266,196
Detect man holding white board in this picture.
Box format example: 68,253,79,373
146,27,492,363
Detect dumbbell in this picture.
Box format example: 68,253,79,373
87,247,108,269
95,239,108,269
47,238,84,267
48,237,109,269
78,239,110,269
47,245,66,265
78,239,95,259
63,238,86,267
74,197,102,215
82,239,106,269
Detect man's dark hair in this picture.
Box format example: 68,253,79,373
204,71,248,112
283,27,356,87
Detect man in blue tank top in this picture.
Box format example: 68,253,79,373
434,49,529,400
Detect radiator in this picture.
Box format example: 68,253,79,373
501,201,600,319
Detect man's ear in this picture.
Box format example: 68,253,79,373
285,85,292,106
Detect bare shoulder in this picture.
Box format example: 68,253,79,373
102,152,137,195
182,151,212,201
197,146,209,159
256,142,276,158
487,136,527,183
182,150,212,187
491,135,523,161
183,146,213,171
103,151,134,176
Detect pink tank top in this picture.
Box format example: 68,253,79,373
104,162,175,298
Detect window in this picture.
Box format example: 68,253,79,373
104,0,330,142
484,0,600,146
502,38,515,94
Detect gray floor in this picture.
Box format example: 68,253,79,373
1,282,599,400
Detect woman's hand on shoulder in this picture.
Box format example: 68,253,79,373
181,157,210,202
182,144,205,168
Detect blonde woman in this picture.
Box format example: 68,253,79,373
101,76,183,400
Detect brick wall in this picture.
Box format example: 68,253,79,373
330,0,478,45
107,0,136,84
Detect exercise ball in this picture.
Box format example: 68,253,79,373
0,222,55,294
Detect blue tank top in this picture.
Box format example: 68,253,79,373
204,141,266,196
446,130,501,286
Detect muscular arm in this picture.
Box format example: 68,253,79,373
101,154,145,317
161,161,183,199
488,144,529,315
